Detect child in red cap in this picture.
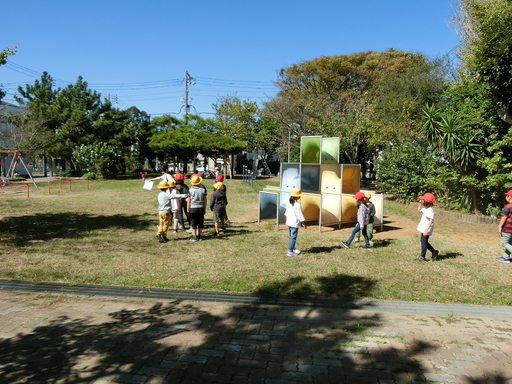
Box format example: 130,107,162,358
341,192,371,249
496,190,512,263
415,192,440,262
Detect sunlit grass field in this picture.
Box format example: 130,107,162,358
1,176,510,305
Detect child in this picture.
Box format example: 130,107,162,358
168,180,181,234
496,190,512,263
216,175,228,228
354,192,376,245
174,173,190,230
156,181,171,243
187,174,207,242
341,192,370,249
415,192,440,262
285,188,307,256
210,181,228,238
150,166,175,183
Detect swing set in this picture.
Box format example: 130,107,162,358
0,150,37,188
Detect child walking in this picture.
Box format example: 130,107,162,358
354,192,375,246
415,192,440,262
210,181,228,238
341,192,370,249
285,188,307,257
496,190,512,263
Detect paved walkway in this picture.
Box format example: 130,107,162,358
0,281,511,384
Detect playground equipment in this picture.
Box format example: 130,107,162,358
0,150,37,188
258,136,384,232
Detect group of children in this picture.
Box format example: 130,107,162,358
287,186,512,264
155,169,228,243
155,168,512,263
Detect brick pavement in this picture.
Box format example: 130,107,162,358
0,291,511,384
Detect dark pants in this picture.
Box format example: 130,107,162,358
178,199,190,227
420,234,435,258
189,208,205,229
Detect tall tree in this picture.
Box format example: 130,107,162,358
264,50,447,153
49,76,104,167
263,50,446,171
13,72,60,154
213,95,280,162
454,0,512,125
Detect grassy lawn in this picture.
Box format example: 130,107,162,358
1,176,510,306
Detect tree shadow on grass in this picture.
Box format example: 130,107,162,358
0,291,508,383
1,213,153,246
255,273,376,299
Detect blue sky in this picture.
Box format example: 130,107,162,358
2,0,460,118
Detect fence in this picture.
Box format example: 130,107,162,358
47,178,90,194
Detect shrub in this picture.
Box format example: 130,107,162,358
72,143,122,179
375,140,444,203
82,172,96,180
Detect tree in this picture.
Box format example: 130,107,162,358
213,95,280,153
263,50,447,170
115,107,155,172
375,139,445,203
50,76,105,167
421,75,512,214
454,0,512,125
0,46,17,101
13,72,60,154
148,114,245,172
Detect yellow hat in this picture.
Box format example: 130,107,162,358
364,191,371,199
290,188,302,197
213,181,224,190
168,180,176,188
158,181,169,189
190,175,203,185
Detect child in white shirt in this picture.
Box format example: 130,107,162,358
285,188,307,257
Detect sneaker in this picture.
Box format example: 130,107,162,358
163,237,170,242
293,249,301,255
432,250,441,260
186,228,193,234
178,225,184,229
173,230,177,234
353,238,360,243
156,234,164,243
197,235,202,241
190,236,198,242
369,241,374,247
214,232,220,238
286,251,296,257
340,241,350,249
496,257,511,263
414,257,427,262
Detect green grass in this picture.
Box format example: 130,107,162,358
1,176,511,306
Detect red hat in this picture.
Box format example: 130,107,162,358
216,175,224,182
504,190,512,197
419,192,436,203
174,173,184,181
354,192,365,200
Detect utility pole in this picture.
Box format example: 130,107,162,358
181,71,194,115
